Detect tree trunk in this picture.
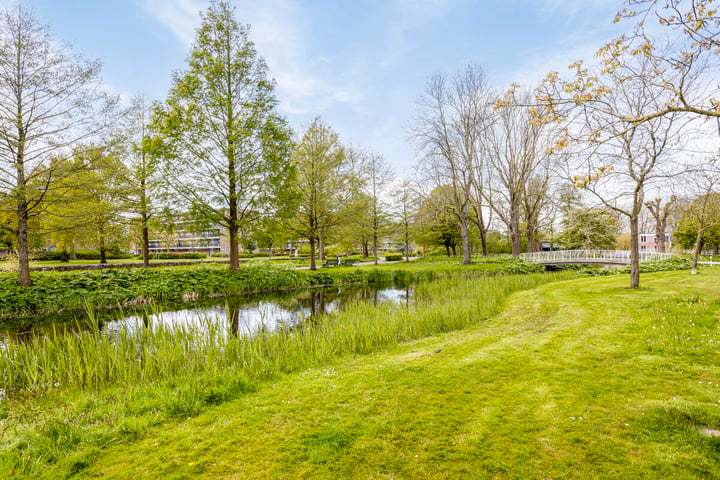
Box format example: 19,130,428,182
362,241,369,259
372,227,378,266
460,216,471,265
691,226,704,275
473,206,489,257
509,202,521,258
509,220,521,258
16,196,31,286
309,235,316,271
99,234,107,264
142,221,150,268
70,244,77,261
655,216,666,253
479,226,488,257
404,227,410,262
229,224,239,270
629,214,640,288
526,225,535,253
318,229,325,262
445,244,450,257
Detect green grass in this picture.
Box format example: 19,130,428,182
0,271,568,478
86,268,720,478
3,266,718,478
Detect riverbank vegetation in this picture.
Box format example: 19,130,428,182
2,268,719,478
0,271,567,478
0,259,546,319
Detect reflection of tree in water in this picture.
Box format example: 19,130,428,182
229,305,239,337
2,284,415,345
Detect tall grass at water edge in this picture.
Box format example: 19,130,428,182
1,272,570,395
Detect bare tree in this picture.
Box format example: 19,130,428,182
0,5,115,286
485,88,554,257
413,64,492,265
644,195,677,253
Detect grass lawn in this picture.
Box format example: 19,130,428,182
55,268,720,479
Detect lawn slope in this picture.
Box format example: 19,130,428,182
78,269,720,479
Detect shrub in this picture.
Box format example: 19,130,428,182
152,252,207,260
385,253,403,261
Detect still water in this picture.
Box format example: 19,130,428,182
0,283,413,347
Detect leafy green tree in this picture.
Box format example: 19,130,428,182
415,185,462,257
560,208,618,250
153,0,292,270
46,146,128,263
116,95,162,267
674,187,720,273
364,153,394,265
285,117,348,270
0,6,115,285
392,179,419,261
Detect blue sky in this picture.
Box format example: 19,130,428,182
18,0,626,175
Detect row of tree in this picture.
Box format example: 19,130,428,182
1,0,719,289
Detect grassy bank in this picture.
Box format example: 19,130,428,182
0,271,567,478
33,267,720,478
0,259,544,319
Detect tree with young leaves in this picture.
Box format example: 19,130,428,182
610,1,720,125
116,95,162,268
286,118,348,270
536,40,695,288
153,0,292,271
415,185,462,257
675,165,720,272
560,207,619,250
364,153,393,265
392,179,419,261
0,5,115,285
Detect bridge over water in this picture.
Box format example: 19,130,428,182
520,250,673,266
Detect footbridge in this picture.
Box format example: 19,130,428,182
520,250,673,266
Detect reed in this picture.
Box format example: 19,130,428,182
0,272,571,395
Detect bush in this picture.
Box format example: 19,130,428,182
31,249,134,261
385,253,403,261
152,252,207,260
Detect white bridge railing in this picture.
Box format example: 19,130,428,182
520,250,674,264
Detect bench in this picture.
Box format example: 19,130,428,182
341,259,356,266
322,259,339,267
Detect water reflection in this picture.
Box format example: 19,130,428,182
0,283,413,346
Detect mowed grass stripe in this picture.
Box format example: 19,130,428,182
78,269,720,479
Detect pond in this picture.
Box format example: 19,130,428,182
0,282,414,348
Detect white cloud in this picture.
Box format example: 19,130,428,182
139,0,204,45
139,0,363,115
